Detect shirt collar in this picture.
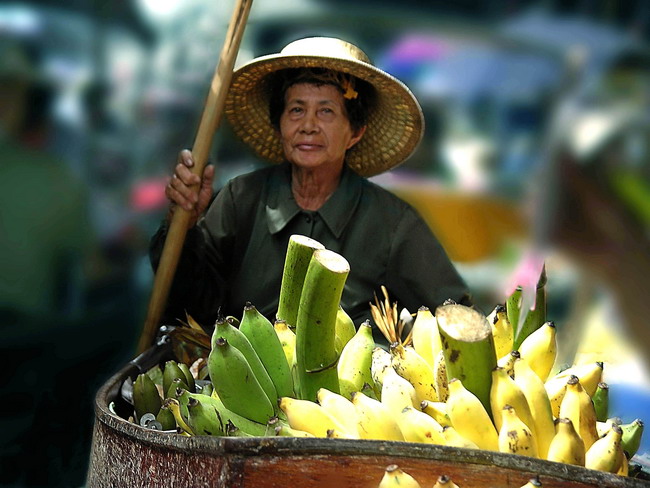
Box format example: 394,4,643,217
265,163,363,238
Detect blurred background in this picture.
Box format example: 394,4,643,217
1,0,649,485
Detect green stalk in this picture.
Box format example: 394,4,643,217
276,235,325,329
295,249,349,401
509,266,548,350
436,303,497,417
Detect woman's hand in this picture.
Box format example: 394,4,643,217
165,149,215,227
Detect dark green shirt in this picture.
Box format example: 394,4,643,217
151,162,470,333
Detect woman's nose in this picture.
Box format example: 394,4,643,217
299,110,319,133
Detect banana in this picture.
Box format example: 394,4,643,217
337,320,375,399
547,362,604,397
585,423,623,473
334,306,357,355
558,375,599,451
420,400,452,427
133,373,162,421
162,360,188,398
208,337,275,424
596,417,621,438
202,390,270,437
274,319,296,367
177,362,196,393
186,396,224,436
279,396,352,438
326,428,356,439
351,390,404,441
519,476,542,488
620,418,644,457
274,423,315,437
544,375,568,418
371,346,392,392
513,358,555,459
497,350,520,379
432,475,460,488
212,316,279,411
488,304,514,360
446,377,499,452
156,403,176,431
433,349,449,402
617,450,629,477
490,367,537,441
592,382,609,422
378,465,421,488
166,377,189,400
240,302,295,398
517,321,557,382
440,425,480,449
381,366,418,416
546,418,586,466
498,404,538,458
410,306,441,368
317,387,360,438
390,342,438,403
397,406,445,445
163,397,193,435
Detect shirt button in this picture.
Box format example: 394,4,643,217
305,215,312,223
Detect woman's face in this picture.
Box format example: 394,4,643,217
279,83,365,172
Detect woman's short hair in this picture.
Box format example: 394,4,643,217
268,67,376,133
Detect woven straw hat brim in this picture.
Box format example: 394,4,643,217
225,52,424,177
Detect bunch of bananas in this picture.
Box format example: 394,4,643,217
129,234,645,482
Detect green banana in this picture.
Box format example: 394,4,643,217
156,403,176,431
240,303,294,398
165,377,189,400
163,397,193,435
620,419,644,457
592,382,609,423
212,316,279,411
133,373,162,421
162,360,187,397
177,362,196,393
334,306,357,355
186,396,225,436
200,390,271,437
208,337,275,424
337,320,375,399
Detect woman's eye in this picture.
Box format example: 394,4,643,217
289,106,303,114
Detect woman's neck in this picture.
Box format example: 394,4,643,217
291,165,343,211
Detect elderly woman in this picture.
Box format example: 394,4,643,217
150,37,470,334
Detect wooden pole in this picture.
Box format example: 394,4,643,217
137,0,254,354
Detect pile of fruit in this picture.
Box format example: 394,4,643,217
129,234,645,481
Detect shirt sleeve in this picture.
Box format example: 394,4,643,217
384,205,472,314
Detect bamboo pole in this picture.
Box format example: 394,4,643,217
137,0,254,354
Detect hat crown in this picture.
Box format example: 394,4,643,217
280,37,371,65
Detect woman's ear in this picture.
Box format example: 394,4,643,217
346,125,367,150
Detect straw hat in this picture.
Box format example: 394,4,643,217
225,37,424,177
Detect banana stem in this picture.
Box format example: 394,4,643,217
295,249,349,401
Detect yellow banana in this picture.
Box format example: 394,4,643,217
596,417,621,438
378,465,421,488
316,387,360,438
440,425,479,449
381,366,419,416
334,305,357,355
546,418,585,466
585,423,623,473
559,375,599,452
163,397,193,435
544,374,568,418
390,342,438,403
490,367,537,441
432,475,460,488
547,361,604,397
517,321,557,382
617,450,629,476
278,396,352,438
420,400,452,427
273,319,297,369
519,476,542,487
396,406,445,445
497,350,520,379
488,304,514,360
410,306,441,368
371,346,392,392
446,377,499,451
498,404,538,458
513,358,555,459
351,391,404,441
433,349,449,402
337,320,375,399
